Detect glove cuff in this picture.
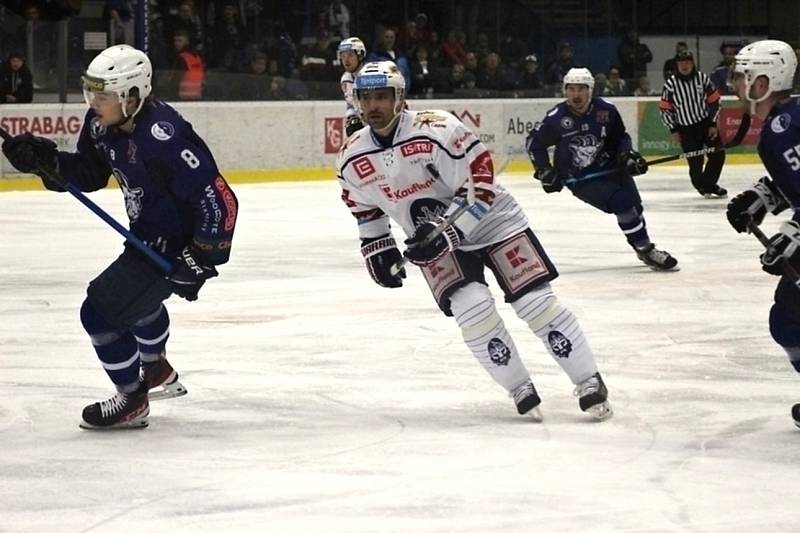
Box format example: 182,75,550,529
752,177,789,215
361,236,397,258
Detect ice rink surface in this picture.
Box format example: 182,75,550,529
1,164,799,532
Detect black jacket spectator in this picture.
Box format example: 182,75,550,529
618,30,652,80
0,53,34,103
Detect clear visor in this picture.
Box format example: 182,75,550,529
81,75,122,107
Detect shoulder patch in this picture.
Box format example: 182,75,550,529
560,116,574,130
89,117,107,139
151,121,175,141
771,113,791,134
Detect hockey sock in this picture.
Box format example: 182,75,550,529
768,304,800,372
450,282,532,392
80,299,140,391
511,283,598,384
131,304,170,362
615,207,650,249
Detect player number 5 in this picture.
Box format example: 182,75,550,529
783,144,800,171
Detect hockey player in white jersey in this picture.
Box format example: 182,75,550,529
337,37,367,137
336,61,612,420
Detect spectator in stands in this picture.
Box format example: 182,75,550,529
592,73,607,97
618,29,652,80
168,1,204,53
235,51,271,100
633,76,658,96
266,19,299,78
662,41,688,82
547,42,576,85
499,33,527,72
410,45,434,96
326,0,350,40
16,4,53,86
209,2,246,71
413,13,431,46
463,71,477,90
710,40,743,95
367,27,411,91
105,0,134,46
517,54,543,93
426,30,443,67
0,51,34,103
476,52,514,92
397,20,419,59
164,28,205,100
442,29,468,66
473,32,491,63
464,51,479,78
299,27,336,81
603,66,627,96
435,62,466,94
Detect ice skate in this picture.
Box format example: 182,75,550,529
510,379,543,421
700,185,728,199
792,403,800,429
80,383,149,430
574,372,613,420
142,352,187,401
635,243,678,271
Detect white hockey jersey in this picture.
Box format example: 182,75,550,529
336,109,528,249
339,71,358,119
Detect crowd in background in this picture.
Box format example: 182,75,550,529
1,0,800,103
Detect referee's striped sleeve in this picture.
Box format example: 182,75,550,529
704,75,721,123
659,79,676,131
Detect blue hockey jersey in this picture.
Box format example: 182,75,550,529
526,97,633,180
57,99,237,265
757,97,800,220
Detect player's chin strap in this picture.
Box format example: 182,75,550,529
746,220,800,290
388,162,475,277
0,127,173,273
564,113,752,186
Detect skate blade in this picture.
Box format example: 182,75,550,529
586,401,613,420
148,380,187,401
524,406,544,422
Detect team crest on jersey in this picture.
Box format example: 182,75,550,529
409,198,447,227
413,111,448,129
112,168,144,222
89,118,107,139
547,330,572,358
353,156,376,178
487,338,511,366
568,134,601,169
560,116,575,130
595,110,609,124
151,121,175,141
771,113,791,134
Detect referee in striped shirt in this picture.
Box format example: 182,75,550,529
660,50,727,198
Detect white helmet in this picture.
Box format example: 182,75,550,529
734,40,797,104
563,67,595,93
82,44,153,118
338,37,366,62
354,61,406,114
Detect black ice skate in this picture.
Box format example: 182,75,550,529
574,372,613,420
701,185,728,199
80,383,149,430
792,403,800,429
635,243,678,271
142,352,187,401
510,379,543,421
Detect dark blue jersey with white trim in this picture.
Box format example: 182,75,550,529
757,97,800,221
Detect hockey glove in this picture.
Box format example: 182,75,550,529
404,217,463,266
167,245,219,301
760,221,800,276
619,150,648,176
2,133,62,190
726,177,788,233
534,166,562,193
361,235,405,288
345,115,364,137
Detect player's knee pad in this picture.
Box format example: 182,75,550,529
450,282,500,339
510,283,561,332
606,188,637,214
80,298,122,345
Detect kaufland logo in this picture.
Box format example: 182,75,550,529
505,247,528,268
400,140,433,156
353,156,376,179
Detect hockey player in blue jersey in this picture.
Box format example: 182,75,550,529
1,45,238,429
725,40,800,427
526,67,678,270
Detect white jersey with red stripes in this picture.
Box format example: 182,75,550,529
340,70,358,120
336,109,528,249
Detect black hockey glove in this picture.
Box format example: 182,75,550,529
2,133,62,190
619,150,648,176
726,177,788,233
404,217,463,266
167,245,219,301
534,166,562,193
760,221,800,276
345,115,364,137
361,235,406,288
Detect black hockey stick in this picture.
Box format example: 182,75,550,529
0,128,173,273
564,113,752,186
389,162,474,277
746,220,800,289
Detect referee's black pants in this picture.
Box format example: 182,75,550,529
676,122,725,194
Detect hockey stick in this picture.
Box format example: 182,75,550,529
388,162,474,277
564,113,752,186
746,220,800,289
0,128,173,273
